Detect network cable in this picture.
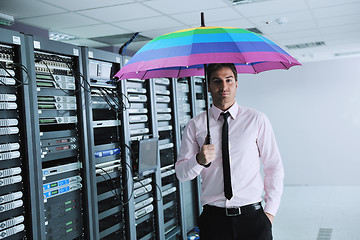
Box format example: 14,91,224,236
36,59,77,95
0,61,29,87
95,166,122,202
124,143,162,202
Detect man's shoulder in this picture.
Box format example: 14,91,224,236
184,111,207,133
191,111,207,122
238,104,266,118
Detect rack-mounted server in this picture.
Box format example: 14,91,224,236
25,35,91,240
124,77,159,240
0,29,32,240
176,77,204,236
154,78,183,240
82,47,125,240
0,26,205,240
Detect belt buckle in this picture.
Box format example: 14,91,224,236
225,207,241,216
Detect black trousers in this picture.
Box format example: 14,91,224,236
199,205,272,240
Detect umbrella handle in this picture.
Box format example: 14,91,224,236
203,133,211,168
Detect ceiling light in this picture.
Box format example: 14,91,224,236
0,12,14,26
228,0,269,6
285,41,326,49
49,31,76,41
334,51,360,57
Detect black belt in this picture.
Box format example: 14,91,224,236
204,202,262,217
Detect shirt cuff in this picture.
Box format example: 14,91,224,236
188,154,205,173
263,202,279,217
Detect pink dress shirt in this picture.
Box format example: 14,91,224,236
175,102,284,216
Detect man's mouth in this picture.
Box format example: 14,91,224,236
219,92,229,96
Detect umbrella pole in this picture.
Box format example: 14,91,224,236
201,12,205,27
204,64,211,145
201,13,211,144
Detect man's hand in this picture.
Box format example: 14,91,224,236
265,212,274,224
196,144,216,166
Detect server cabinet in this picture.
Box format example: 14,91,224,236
24,35,91,240
176,78,193,140
191,77,208,115
189,76,210,217
81,47,125,240
175,77,204,236
121,75,164,240
1,26,208,240
0,28,33,240
153,78,185,240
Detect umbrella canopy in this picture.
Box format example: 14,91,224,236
115,14,301,144
115,26,301,80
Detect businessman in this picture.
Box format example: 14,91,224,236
175,63,284,240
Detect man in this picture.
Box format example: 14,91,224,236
175,63,284,240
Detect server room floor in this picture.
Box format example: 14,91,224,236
272,185,360,240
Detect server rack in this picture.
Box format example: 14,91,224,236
191,77,209,115
0,28,34,240
24,35,91,240
190,76,209,217
81,47,125,240
121,75,164,240
176,78,192,140
153,78,185,240
1,27,207,240
175,77,203,235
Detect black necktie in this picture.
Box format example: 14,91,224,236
221,112,233,200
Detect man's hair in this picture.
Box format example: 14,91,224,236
206,63,237,81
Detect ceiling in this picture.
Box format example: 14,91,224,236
1,0,360,62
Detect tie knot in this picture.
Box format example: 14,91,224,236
221,112,230,120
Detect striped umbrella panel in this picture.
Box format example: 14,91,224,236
116,26,300,79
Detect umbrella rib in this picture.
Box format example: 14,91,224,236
280,61,289,70
177,66,181,78
257,34,293,63
141,70,148,79
188,29,196,67
250,63,257,74
222,29,247,64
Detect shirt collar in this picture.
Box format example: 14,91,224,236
211,102,239,121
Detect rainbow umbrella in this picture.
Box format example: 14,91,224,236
115,13,301,142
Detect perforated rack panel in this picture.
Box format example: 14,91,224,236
0,30,30,240
25,35,89,240
81,47,125,240
154,78,183,239
121,73,161,240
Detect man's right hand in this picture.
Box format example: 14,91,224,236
196,144,216,166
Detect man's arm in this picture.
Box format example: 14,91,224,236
175,120,204,182
257,113,284,217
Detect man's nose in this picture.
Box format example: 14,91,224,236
220,80,226,89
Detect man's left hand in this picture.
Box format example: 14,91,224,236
265,212,274,224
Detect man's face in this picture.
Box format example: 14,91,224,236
208,66,238,110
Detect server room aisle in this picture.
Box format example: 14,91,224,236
273,185,360,240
